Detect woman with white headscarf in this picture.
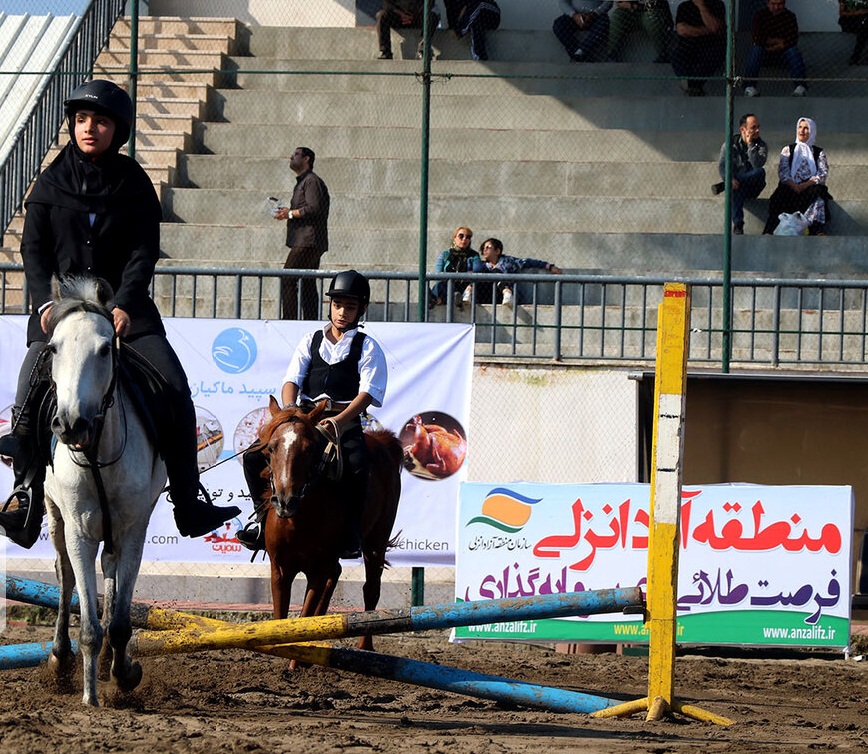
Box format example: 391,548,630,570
763,117,832,235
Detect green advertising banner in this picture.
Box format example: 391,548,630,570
454,483,853,649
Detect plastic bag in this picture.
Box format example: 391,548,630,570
773,212,810,236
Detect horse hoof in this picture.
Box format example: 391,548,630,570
114,660,143,692
48,654,75,694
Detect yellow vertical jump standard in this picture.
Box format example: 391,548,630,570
592,282,732,726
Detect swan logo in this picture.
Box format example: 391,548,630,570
212,328,257,374
467,488,541,533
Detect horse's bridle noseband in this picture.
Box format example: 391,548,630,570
267,417,343,511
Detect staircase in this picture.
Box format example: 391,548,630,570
1,16,241,265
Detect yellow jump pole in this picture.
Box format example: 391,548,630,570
592,282,731,726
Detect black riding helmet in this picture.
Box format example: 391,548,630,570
64,79,133,153
326,270,370,330
326,270,370,307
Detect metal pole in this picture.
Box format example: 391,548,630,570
127,0,140,160
411,0,435,608
721,0,736,373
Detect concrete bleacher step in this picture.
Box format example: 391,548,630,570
192,120,868,164
211,87,868,134
165,188,868,237
158,223,868,278
178,153,866,201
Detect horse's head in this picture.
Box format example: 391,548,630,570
47,275,117,451
259,396,328,518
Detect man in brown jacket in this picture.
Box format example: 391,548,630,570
274,146,330,320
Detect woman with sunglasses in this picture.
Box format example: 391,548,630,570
429,226,480,309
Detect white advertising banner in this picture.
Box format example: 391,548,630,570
454,482,853,648
0,317,473,566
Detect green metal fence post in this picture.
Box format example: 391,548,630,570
127,0,139,160
411,0,435,608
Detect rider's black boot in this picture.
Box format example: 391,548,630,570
0,406,46,549
236,445,270,551
338,468,368,560
155,381,241,537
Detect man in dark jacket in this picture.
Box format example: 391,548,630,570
714,113,768,235
274,146,330,320
671,0,726,96
376,0,440,60
743,0,807,97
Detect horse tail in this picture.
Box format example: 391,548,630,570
381,529,403,569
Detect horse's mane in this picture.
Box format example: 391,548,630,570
50,275,114,327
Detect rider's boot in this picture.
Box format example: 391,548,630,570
338,468,368,560
236,446,270,551
0,405,46,549
162,421,240,538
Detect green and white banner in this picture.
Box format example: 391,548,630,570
454,483,853,648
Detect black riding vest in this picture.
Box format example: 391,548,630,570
301,330,366,402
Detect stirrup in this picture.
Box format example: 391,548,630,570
0,487,43,549
236,521,265,552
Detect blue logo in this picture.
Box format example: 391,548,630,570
212,328,257,374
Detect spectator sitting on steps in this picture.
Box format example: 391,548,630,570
839,1,868,65
762,117,832,237
607,1,674,64
443,0,501,61
464,238,562,307
375,1,440,60
743,0,808,98
429,226,480,309
553,1,614,63
713,113,768,236
671,0,726,97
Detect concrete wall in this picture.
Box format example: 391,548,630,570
145,0,843,32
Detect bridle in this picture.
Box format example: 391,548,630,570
267,416,343,513
54,306,125,554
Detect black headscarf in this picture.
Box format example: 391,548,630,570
26,112,154,215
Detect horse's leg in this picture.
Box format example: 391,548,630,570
270,562,297,620
105,533,147,692
65,536,103,706
98,554,117,682
358,552,386,652
47,507,76,688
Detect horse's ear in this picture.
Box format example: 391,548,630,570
309,401,326,422
268,395,281,416
51,275,66,303
94,277,115,307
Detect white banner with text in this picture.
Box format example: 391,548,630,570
0,317,472,566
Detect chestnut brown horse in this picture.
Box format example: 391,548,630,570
256,396,402,653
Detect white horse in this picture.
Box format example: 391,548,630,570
45,275,166,706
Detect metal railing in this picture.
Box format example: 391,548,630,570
0,0,126,233
4,262,868,370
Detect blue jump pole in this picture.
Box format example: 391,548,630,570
292,643,622,714
5,574,80,612
0,640,79,670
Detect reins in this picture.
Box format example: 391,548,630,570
266,414,344,505
63,331,125,555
